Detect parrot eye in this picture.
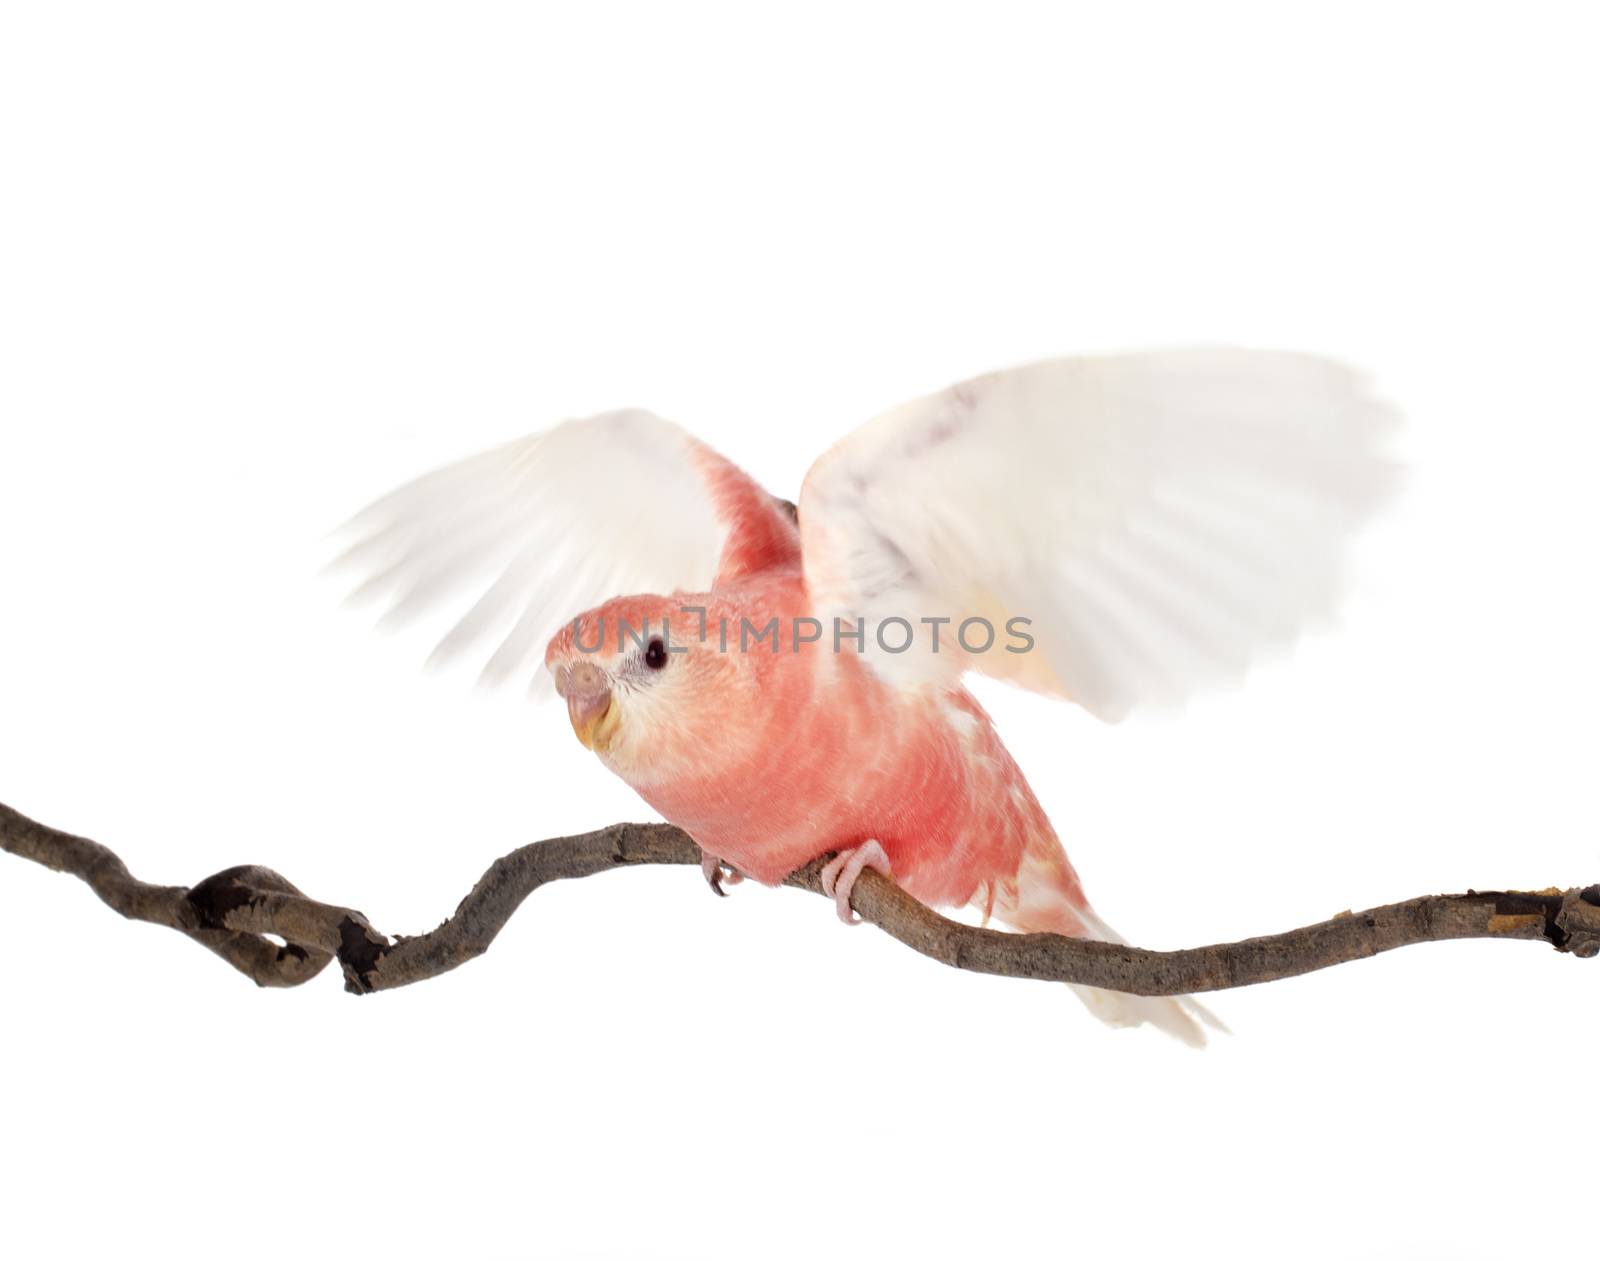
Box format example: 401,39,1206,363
644,637,668,670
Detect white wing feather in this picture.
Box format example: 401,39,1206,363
332,409,730,697
799,348,1398,719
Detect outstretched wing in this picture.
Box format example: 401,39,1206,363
799,349,1398,720
333,408,798,695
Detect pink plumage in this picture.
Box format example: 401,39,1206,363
548,578,1073,912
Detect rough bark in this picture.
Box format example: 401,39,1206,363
4,800,1596,996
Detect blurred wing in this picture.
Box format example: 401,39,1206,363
799,348,1398,719
333,409,798,696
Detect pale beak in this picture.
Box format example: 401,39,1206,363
553,660,619,751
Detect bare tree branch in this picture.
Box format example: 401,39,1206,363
4,799,1597,996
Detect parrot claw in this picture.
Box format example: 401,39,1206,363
701,851,744,897
819,840,891,925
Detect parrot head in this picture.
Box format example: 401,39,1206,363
544,592,752,786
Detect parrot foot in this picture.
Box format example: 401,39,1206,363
819,840,891,925
701,850,744,897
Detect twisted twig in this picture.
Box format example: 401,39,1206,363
3,799,1596,996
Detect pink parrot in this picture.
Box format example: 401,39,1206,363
341,349,1395,1044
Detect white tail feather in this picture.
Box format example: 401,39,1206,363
1069,905,1227,1049
990,834,1227,1046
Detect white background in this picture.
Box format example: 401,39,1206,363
2,3,1596,1258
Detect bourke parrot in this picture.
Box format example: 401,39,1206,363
338,349,1395,1044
